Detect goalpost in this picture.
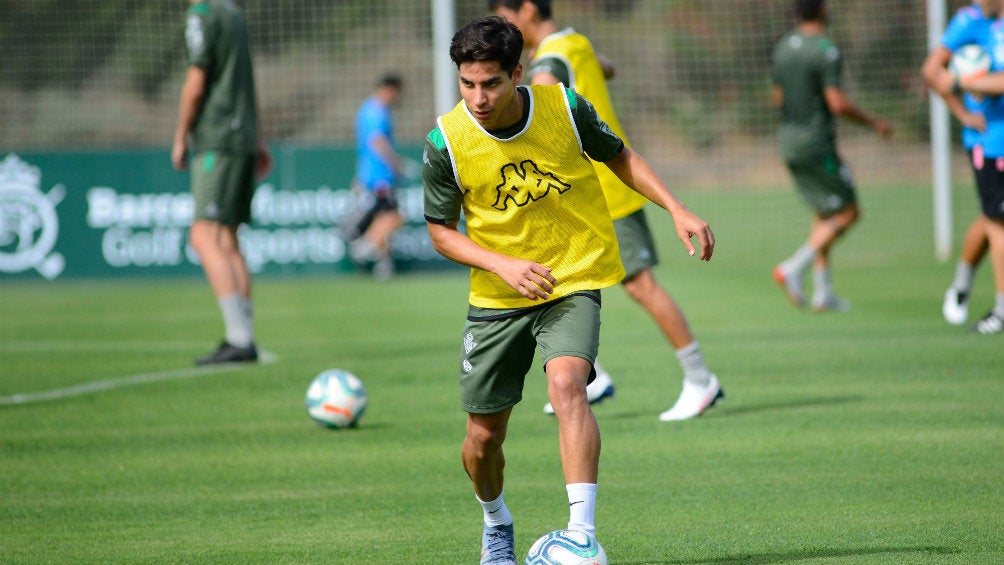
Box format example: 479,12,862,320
928,0,953,262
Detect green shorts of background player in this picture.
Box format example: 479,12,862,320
190,150,256,225
785,152,857,216
612,209,659,278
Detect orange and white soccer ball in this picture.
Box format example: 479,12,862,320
950,44,992,81
305,369,367,429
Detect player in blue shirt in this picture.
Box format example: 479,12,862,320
922,1,998,325
933,8,1004,334
347,73,404,280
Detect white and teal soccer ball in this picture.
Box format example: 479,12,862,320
950,44,992,81
305,369,367,429
525,530,607,565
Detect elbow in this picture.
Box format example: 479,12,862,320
827,101,851,116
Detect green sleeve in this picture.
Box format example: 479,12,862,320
529,56,571,87
820,39,842,88
569,90,624,162
184,5,215,68
422,129,463,225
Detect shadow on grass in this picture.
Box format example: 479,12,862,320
620,544,959,564
600,395,863,421
713,394,864,417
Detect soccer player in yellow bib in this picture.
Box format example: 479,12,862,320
423,17,714,565
492,0,724,421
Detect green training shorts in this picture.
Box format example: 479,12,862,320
613,208,659,279
191,150,256,226
457,291,601,414
786,153,857,216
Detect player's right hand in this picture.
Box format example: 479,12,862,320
171,139,189,172
495,257,556,301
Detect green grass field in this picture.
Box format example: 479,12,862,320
1,186,1001,564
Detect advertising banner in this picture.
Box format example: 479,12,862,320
0,147,456,280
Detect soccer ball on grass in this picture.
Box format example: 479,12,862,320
525,530,607,565
305,369,367,429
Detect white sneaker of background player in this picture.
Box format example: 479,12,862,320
543,369,615,415
658,374,724,422
942,287,969,325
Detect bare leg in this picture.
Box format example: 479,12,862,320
621,268,694,349
546,356,600,484
808,204,859,259
985,216,1004,296
189,220,250,299
363,210,403,256
462,408,512,502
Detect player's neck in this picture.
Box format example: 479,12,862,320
797,20,825,35
529,20,559,50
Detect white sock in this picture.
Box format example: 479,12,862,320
219,294,254,348
995,293,1004,317
675,342,711,387
477,491,512,527
951,260,977,293
812,266,834,300
780,244,816,276
566,483,597,536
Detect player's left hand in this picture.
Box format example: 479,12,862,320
673,209,715,262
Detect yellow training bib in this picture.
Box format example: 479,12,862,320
438,85,625,308
535,29,647,220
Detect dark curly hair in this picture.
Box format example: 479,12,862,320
449,16,524,76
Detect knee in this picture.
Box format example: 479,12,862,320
547,370,587,410
189,222,238,255
838,205,860,228
846,206,861,225
622,270,655,303
466,420,506,457
188,223,212,254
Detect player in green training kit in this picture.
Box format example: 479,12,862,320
770,0,891,312
491,0,724,422
423,17,714,565
172,0,272,364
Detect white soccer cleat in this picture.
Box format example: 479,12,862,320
543,367,615,415
773,266,805,308
811,294,851,313
658,374,724,422
971,310,1004,335
942,288,969,325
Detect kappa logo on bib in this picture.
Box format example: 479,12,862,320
493,160,571,211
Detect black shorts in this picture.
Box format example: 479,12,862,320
353,190,399,235
970,147,1004,219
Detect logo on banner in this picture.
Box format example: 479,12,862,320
0,153,65,279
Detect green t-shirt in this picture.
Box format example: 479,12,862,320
528,56,572,87
184,0,258,154
771,30,842,162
